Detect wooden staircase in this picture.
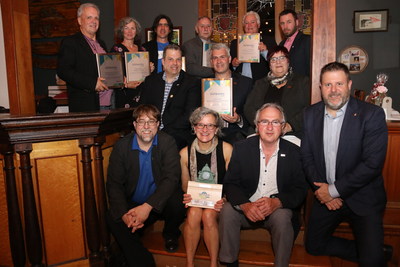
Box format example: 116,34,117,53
142,221,332,267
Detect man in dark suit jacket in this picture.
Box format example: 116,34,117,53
139,44,201,149
219,103,308,267
182,16,214,79
57,3,109,112
278,9,310,77
106,104,186,267
210,43,254,144
230,11,277,82
301,62,388,266
143,14,174,74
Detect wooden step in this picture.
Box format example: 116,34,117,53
142,231,332,267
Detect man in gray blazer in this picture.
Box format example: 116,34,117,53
182,16,214,78
106,104,186,267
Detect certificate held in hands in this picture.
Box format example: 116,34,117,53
237,33,260,63
96,53,124,88
125,52,150,82
202,78,233,115
187,181,223,209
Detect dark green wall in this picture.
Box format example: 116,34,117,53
336,0,400,111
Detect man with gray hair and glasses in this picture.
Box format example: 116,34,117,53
219,103,308,267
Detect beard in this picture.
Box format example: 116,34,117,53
284,26,298,37
323,92,350,111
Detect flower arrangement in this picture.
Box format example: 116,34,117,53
365,73,389,106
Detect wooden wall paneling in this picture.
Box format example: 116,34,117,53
274,0,284,44
31,140,86,265
198,0,208,18
237,0,247,35
114,0,129,43
311,0,336,104
384,123,400,203
0,0,35,115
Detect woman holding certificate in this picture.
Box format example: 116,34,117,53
180,107,232,267
244,46,310,137
111,17,153,108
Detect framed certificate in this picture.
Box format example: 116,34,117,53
237,33,260,63
187,181,223,209
125,52,150,82
96,53,124,88
202,78,233,115
202,42,212,67
182,56,186,72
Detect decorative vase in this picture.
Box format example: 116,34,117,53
374,93,386,106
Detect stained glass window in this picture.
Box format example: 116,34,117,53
211,0,238,44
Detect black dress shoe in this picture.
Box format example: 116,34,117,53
226,260,239,267
383,244,393,262
164,237,179,253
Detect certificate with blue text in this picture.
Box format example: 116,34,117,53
237,33,260,63
96,53,124,88
201,78,233,115
187,181,223,209
125,52,150,82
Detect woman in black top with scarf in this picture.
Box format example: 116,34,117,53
180,107,232,267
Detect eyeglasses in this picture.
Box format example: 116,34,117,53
257,120,284,127
136,120,157,126
270,56,287,64
195,123,217,130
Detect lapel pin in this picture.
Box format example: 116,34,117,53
353,113,357,116
170,94,174,98
280,153,286,157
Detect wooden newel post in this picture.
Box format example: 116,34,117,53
79,138,101,257
93,136,110,254
16,143,43,267
2,148,26,267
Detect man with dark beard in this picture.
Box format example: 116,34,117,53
278,9,310,77
301,62,388,266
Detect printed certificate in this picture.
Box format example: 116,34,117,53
96,53,124,88
187,181,223,209
182,56,186,72
202,42,212,67
125,52,150,82
237,33,260,63
202,78,233,115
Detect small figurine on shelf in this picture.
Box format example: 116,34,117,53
365,73,389,106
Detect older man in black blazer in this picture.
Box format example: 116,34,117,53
301,62,388,266
57,3,109,112
139,44,201,149
219,103,308,267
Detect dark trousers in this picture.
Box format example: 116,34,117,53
107,188,186,267
305,200,385,267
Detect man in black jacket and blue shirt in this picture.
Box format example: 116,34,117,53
106,104,186,267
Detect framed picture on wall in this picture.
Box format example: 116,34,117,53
145,26,182,45
338,45,369,74
354,9,389,32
